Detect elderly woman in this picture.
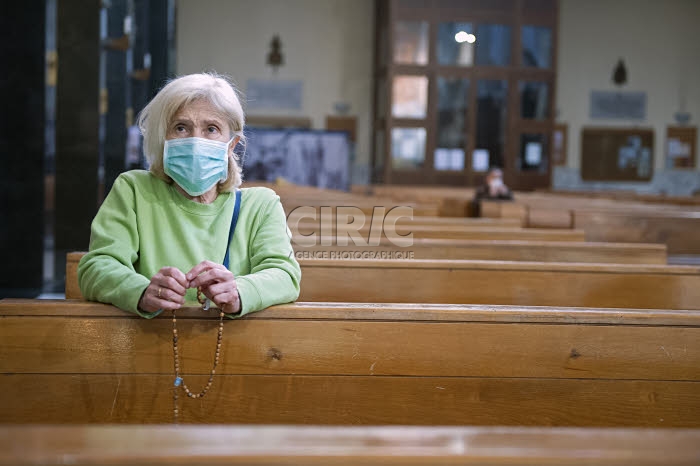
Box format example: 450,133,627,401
78,72,301,319
471,168,514,216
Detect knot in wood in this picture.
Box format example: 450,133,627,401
268,348,283,361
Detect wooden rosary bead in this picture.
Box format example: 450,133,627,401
171,305,225,423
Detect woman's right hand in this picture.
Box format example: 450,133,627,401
138,267,188,313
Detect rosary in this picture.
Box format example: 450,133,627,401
171,189,240,422
171,287,224,423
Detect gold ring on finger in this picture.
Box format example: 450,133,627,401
158,287,162,298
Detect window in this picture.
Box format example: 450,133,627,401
437,22,475,66
392,127,427,170
394,21,429,65
476,80,508,169
475,24,512,66
519,81,550,119
392,76,428,119
374,0,557,188
518,133,549,173
435,77,469,171
522,26,552,68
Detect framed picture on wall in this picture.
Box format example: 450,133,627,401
666,126,696,169
552,124,567,166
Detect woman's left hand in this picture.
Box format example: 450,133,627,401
187,260,241,314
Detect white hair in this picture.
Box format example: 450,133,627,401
137,72,246,191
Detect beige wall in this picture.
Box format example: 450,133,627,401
176,0,700,184
557,0,700,171
175,0,374,181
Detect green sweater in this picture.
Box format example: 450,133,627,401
78,170,301,318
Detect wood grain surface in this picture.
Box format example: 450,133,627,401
1,300,699,426
296,259,700,309
1,374,698,426
5,299,700,325
67,251,677,303
294,239,667,264
2,316,699,379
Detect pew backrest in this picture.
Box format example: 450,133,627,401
296,258,700,310
296,239,667,264
574,209,700,254
2,299,700,426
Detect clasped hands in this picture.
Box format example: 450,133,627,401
138,260,240,314
488,184,509,197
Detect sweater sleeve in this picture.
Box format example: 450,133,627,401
234,194,301,318
77,175,155,318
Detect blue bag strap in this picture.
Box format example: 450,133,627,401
222,189,242,270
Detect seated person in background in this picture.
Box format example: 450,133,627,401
78,72,301,318
472,168,514,216
475,168,514,201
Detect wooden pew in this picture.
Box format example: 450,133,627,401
3,425,700,465
573,209,700,255
351,184,475,203
537,187,700,207
526,207,575,229
482,194,700,254
294,259,700,310
288,213,522,236
271,186,700,252
63,238,670,309
288,213,522,228
355,184,700,208
345,187,700,252
67,250,678,302
348,185,478,218
2,299,699,426
437,196,475,217
480,200,528,225
293,239,667,264
295,226,585,242
282,200,441,217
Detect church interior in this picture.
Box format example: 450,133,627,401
2,0,700,464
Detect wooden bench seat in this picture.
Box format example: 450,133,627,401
2,425,700,465
1,299,699,426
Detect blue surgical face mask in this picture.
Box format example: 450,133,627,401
163,137,232,196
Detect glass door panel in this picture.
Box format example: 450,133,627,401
391,127,427,170
392,75,428,119
394,21,429,65
435,77,469,171
476,80,508,170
